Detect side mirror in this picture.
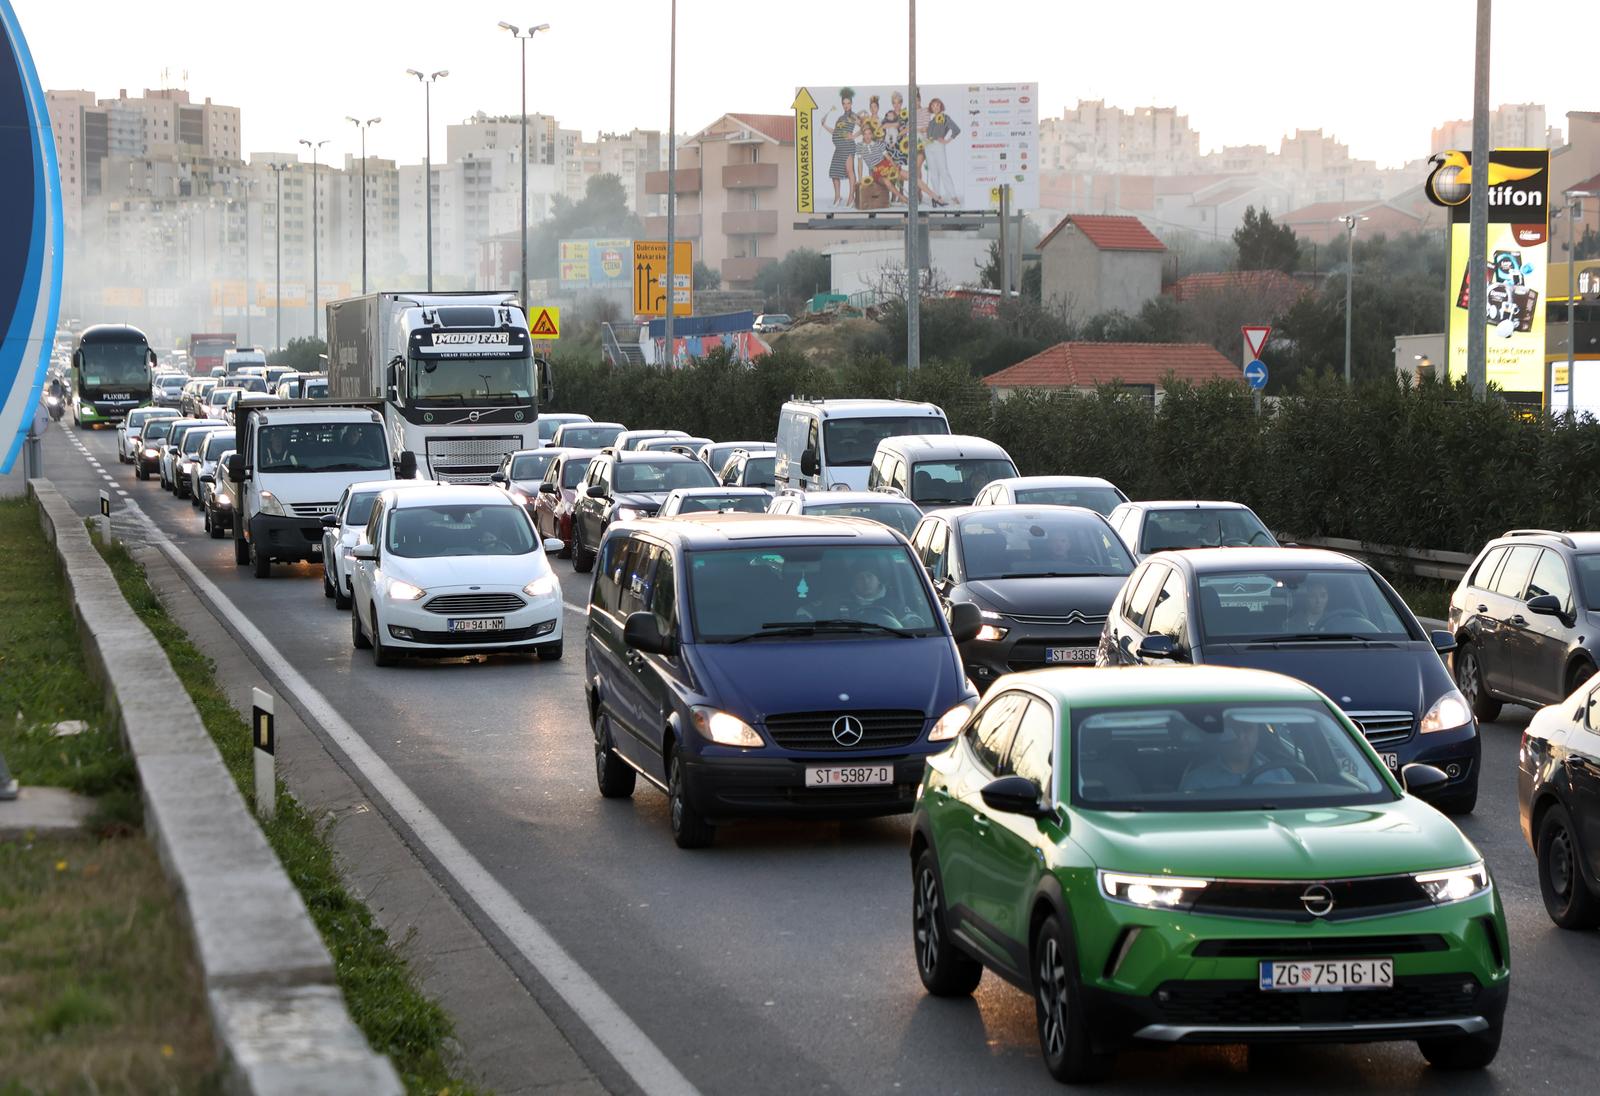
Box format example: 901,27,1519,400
980,775,1054,820
1401,762,1450,801
948,601,983,645
542,537,565,553
397,451,418,480
226,453,245,483
586,484,609,499
624,611,676,655
538,482,558,495
800,448,819,478
1430,630,1458,654
1137,634,1184,662
1526,594,1563,617
200,474,214,484
352,544,378,562
320,514,340,528
491,472,508,484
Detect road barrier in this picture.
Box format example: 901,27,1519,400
1287,534,1475,583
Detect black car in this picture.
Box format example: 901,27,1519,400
1448,529,1600,722
1518,676,1600,928
909,506,1133,689
1100,547,1479,812
490,447,563,509
570,450,717,573
135,416,176,480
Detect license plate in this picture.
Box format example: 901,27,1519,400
447,617,506,633
1381,753,1399,772
805,765,893,788
1260,958,1393,991
1045,646,1097,664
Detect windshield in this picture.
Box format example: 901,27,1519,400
673,494,770,515
810,501,921,536
144,419,174,442
256,422,390,474
538,417,588,441
78,342,149,389
1142,507,1274,552
1196,568,1413,642
410,354,533,403
304,380,328,398
228,376,267,393
557,425,622,449
346,492,381,526
128,408,167,428
688,543,941,641
910,458,1017,506
181,430,218,457
958,510,1133,579
386,503,535,558
1071,701,1394,811
510,452,556,480
616,460,717,493
822,415,949,467
740,455,776,488
157,376,187,393
1016,486,1124,516
202,434,232,461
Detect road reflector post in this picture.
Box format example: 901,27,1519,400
251,687,276,821
0,745,17,800
98,488,111,540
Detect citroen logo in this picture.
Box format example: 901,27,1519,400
831,715,864,747
1300,884,1335,917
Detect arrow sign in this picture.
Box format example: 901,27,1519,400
1244,359,1268,390
1242,324,1271,361
793,87,817,214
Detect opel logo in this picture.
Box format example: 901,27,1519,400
831,715,864,747
1300,884,1335,917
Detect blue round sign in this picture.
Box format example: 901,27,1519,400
1244,359,1268,390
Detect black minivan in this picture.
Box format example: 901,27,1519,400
585,513,981,848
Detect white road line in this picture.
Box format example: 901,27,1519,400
122,503,698,1096
564,600,587,615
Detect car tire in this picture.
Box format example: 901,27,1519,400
1454,644,1502,724
1537,803,1600,930
913,848,982,997
1033,913,1112,1084
322,564,336,598
1437,779,1478,816
537,640,563,662
571,522,596,574
207,510,222,539
250,541,271,578
1568,660,1596,696
1418,1022,1502,1070
135,463,147,481
593,712,636,799
351,600,372,650
334,579,352,612
668,747,714,849
370,605,398,667
233,536,250,566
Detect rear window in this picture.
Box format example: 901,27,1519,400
1141,507,1273,553
810,501,921,536
909,458,1017,507
510,451,555,480
1015,486,1125,517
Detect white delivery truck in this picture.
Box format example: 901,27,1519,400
773,398,951,492
325,291,554,483
225,398,417,577
223,346,268,374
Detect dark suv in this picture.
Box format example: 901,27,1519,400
1449,529,1600,721
585,513,980,847
569,450,717,573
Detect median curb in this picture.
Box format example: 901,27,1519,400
28,478,401,1096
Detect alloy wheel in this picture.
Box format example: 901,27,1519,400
915,868,940,975
1459,652,1480,705
1037,937,1069,1060
1550,824,1577,903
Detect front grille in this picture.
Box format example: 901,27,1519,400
1153,974,1483,1027
1191,875,1432,922
393,619,555,645
762,709,926,751
425,434,519,483
1007,611,1107,626
423,592,525,615
290,502,337,517
1192,935,1449,958
1347,709,1414,747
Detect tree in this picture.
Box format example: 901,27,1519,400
1576,225,1600,261
1233,206,1300,272
268,337,325,372
693,261,721,290
754,249,831,312
528,173,643,279
977,241,1002,290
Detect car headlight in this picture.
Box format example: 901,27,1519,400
1414,862,1490,904
522,575,558,598
975,624,1009,642
509,490,531,507
259,490,286,516
615,506,645,521
1419,690,1472,733
690,706,763,747
1099,870,1210,910
143,447,158,458
387,579,426,601
215,494,231,507
929,698,979,741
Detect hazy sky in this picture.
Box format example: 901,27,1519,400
14,0,1591,171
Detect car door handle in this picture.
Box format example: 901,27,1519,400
1509,615,1527,628
625,650,645,668
1477,604,1488,613
973,811,990,830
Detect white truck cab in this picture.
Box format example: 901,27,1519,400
774,398,950,493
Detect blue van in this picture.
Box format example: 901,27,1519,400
585,513,981,847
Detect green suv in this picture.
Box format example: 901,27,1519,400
909,665,1508,1083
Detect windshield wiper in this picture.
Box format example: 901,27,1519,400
724,619,915,643
990,571,1119,580
917,496,965,505
1248,633,1377,644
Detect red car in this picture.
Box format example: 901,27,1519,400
534,448,600,557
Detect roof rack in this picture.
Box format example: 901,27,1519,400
1505,529,1576,548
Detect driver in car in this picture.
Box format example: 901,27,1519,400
1284,577,1333,633
1180,719,1294,791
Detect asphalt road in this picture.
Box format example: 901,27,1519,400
41,420,1600,1095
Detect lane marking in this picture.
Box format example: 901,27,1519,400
120,502,698,1096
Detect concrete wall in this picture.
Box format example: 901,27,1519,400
1042,230,1161,320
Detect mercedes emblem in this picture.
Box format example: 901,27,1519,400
831,715,864,747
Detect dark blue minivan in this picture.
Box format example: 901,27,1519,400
584,513,981,847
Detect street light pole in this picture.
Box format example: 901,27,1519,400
346,116,382,294
1336,214,1367,385
1465,0,1491,397
906,0,921,372
664,0,678,366
241,180,252,345
299,138,330,340
407,69,450,291
1567,191,1594,416
268,162,287,352
499,22,551,311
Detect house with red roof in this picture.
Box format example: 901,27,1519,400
983,341,1244,402
1037,215,1167,321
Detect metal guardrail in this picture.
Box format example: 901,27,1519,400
1286,534,1474,583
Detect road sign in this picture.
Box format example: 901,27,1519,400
793,88,817,214
1242,324,1271,361
631,241,693,317
1245,359,1268,390
528,307,561,340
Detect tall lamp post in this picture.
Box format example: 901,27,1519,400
498,22,550,311
664,0,678,366
345,115,382,294
299,138,330,339
267,162,288,352
406,69,449,290
1565,190,1595,415
1335,213,1368,384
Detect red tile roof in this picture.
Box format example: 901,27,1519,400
984,342,1243,390
727,113,795,144
1037,214,1166,253
1165,269,1309,306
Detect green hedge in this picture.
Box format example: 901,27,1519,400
547,350,1600,553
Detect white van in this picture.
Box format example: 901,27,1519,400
774,398,949,492
223,346,268,373
866,434,1018,509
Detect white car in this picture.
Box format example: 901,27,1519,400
117,406,179,463
349,485,565,664
321,479,439,610
656,486,772,517
971,475,1129,517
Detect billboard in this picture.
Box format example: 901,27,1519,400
1426,148,1551,396
794,82,1037,214
558,238,632,290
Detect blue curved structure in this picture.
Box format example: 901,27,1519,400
0,0,62,474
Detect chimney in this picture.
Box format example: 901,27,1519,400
118,88,127,99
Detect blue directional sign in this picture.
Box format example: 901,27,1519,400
1244,359,1268,390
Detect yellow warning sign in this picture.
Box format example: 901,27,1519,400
528,307,561,340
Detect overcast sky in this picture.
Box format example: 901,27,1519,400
15,0,1591,171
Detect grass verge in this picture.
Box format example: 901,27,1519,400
90,527,479,1095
